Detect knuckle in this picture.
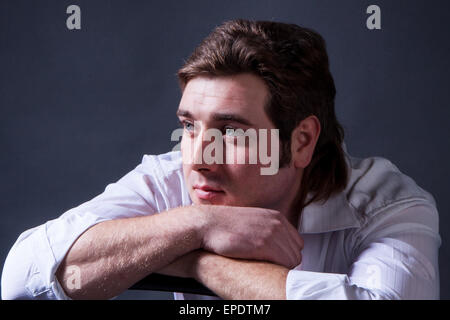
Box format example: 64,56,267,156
261,235,271,247
270,219,282,230
295,253,302,265
253,237,265,249
266,209,281,220
265,224,275,236
290,259,299,269
285,259,295,269
265,223,280,239
273,211,283,220
299,237,304,249
264,208,278,215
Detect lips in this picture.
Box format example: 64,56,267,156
193,184,224,200
193,184,223,192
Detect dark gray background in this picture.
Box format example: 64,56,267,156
1,0,449,300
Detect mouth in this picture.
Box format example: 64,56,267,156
193,184,225,200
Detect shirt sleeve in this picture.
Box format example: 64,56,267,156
285,204,441,300
1,153,186,300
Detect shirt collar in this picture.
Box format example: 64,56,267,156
297,143,361,234
297,190,361,234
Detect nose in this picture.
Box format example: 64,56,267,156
183,127,223,172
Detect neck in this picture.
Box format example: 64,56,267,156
283,174,304,230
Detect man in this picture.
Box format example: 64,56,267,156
1,19,440,300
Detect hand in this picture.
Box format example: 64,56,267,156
197,205,304,269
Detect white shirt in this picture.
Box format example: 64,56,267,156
1,149,441,299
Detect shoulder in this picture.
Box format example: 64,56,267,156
137,151,190,208
343,155,441,263
344,154,437,220
140,150,183,178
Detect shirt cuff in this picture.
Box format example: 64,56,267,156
286,269,353,300
51,277,72,300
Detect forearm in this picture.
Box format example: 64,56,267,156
56,206,204,299
192,251,289,300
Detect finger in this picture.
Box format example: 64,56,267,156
267,213,301,268
276,227,301,267
285,233,302,267
271,231,299,268
249,208,299,267
282,216,304,251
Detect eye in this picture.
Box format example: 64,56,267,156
178,120,192,131
224,126,245,137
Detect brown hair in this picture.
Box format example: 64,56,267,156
177,19,348,213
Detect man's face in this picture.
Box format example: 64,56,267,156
177,73,302,217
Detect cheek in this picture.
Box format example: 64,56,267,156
180,135,195,164
226,163,264,188
224,137,257,166
224,165,290,207
182,164,191,186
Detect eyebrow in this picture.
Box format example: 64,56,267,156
176,109,253,126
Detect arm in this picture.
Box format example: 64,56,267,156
58,204,303,300
2,152,193,300
159,205,440,300
1,154,303,300
55,206,204,299
191,251,290,299
1,203,302,300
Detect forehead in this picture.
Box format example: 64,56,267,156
178,73,273,126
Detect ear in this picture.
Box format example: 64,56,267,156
290,115,321,169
